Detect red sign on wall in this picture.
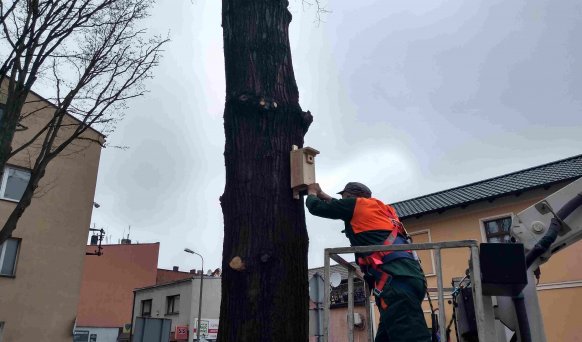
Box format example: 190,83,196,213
175,326,188,340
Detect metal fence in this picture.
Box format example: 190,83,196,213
322,240,496,342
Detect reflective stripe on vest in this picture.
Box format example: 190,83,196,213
350,198,403,234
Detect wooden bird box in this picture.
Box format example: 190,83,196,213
290,145,320,199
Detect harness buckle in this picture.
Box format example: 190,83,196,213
372,288,383,297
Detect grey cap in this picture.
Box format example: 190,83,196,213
337,182,372,198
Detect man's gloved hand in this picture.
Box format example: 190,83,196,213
308,183,335,202
307,183,321,196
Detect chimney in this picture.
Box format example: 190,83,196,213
190,269,197,274
172,266,179,272
121,238,131,245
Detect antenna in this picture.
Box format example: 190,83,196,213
121,225,132,245
86,226,105,256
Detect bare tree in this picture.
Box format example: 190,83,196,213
218,0,314,340
0,0,168,244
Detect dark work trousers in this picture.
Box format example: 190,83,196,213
374,276,431,342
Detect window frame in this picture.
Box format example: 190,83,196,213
0,237,21,278
479,213,514,244
140,299,152,317
408,228,436,277
0,165,32,202
166,294,180,315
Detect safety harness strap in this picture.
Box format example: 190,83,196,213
357,228,416,309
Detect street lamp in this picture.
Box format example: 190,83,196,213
184,248,204,341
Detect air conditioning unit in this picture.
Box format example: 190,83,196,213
354,313,363,326
348,313,364,328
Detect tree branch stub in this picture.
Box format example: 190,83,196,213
229,256,246,271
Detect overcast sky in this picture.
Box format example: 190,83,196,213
89,0,582,272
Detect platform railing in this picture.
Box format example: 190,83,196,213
323,240,496,342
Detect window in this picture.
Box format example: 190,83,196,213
330,281,366,308
0,166,31,201
483,217,513,243
141,299,152,317
409,229,435,275
0,321,4,342
0,238,20,277
166,295,180,314
73,330,89,342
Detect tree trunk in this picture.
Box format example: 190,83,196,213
218,0,313,341
0,80,28,182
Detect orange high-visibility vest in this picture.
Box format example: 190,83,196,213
350,198,405,235
351,198,412,309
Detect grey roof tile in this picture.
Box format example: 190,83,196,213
392,154,582,219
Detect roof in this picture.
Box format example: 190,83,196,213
392,154,582,219
156,268,195,285
134,277,194,292
308,262,361,281
134,275,221,292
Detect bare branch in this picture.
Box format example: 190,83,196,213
75,136,105,148
19,103,56,120
0,0,167,243
0,0,21,24
300,0,331,25
8,119,53,158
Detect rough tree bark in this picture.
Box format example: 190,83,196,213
218,0,313,341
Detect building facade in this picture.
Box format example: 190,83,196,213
132,277,221,342
75,243,161,341
0,89,103,341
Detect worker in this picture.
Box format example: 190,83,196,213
306,182,431,342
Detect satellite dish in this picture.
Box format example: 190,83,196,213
330,272,342,288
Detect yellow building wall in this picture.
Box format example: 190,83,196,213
399,184,582,342
0,89,102,341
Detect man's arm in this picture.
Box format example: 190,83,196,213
307,183,333,202
305,183,354,220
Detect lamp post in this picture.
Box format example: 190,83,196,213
184,248,204,341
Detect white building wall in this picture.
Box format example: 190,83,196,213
134,279,193,326
189,277,221,342
133,277,221,342
74,327,119,342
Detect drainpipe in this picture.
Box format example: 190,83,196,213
129,290,136,342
